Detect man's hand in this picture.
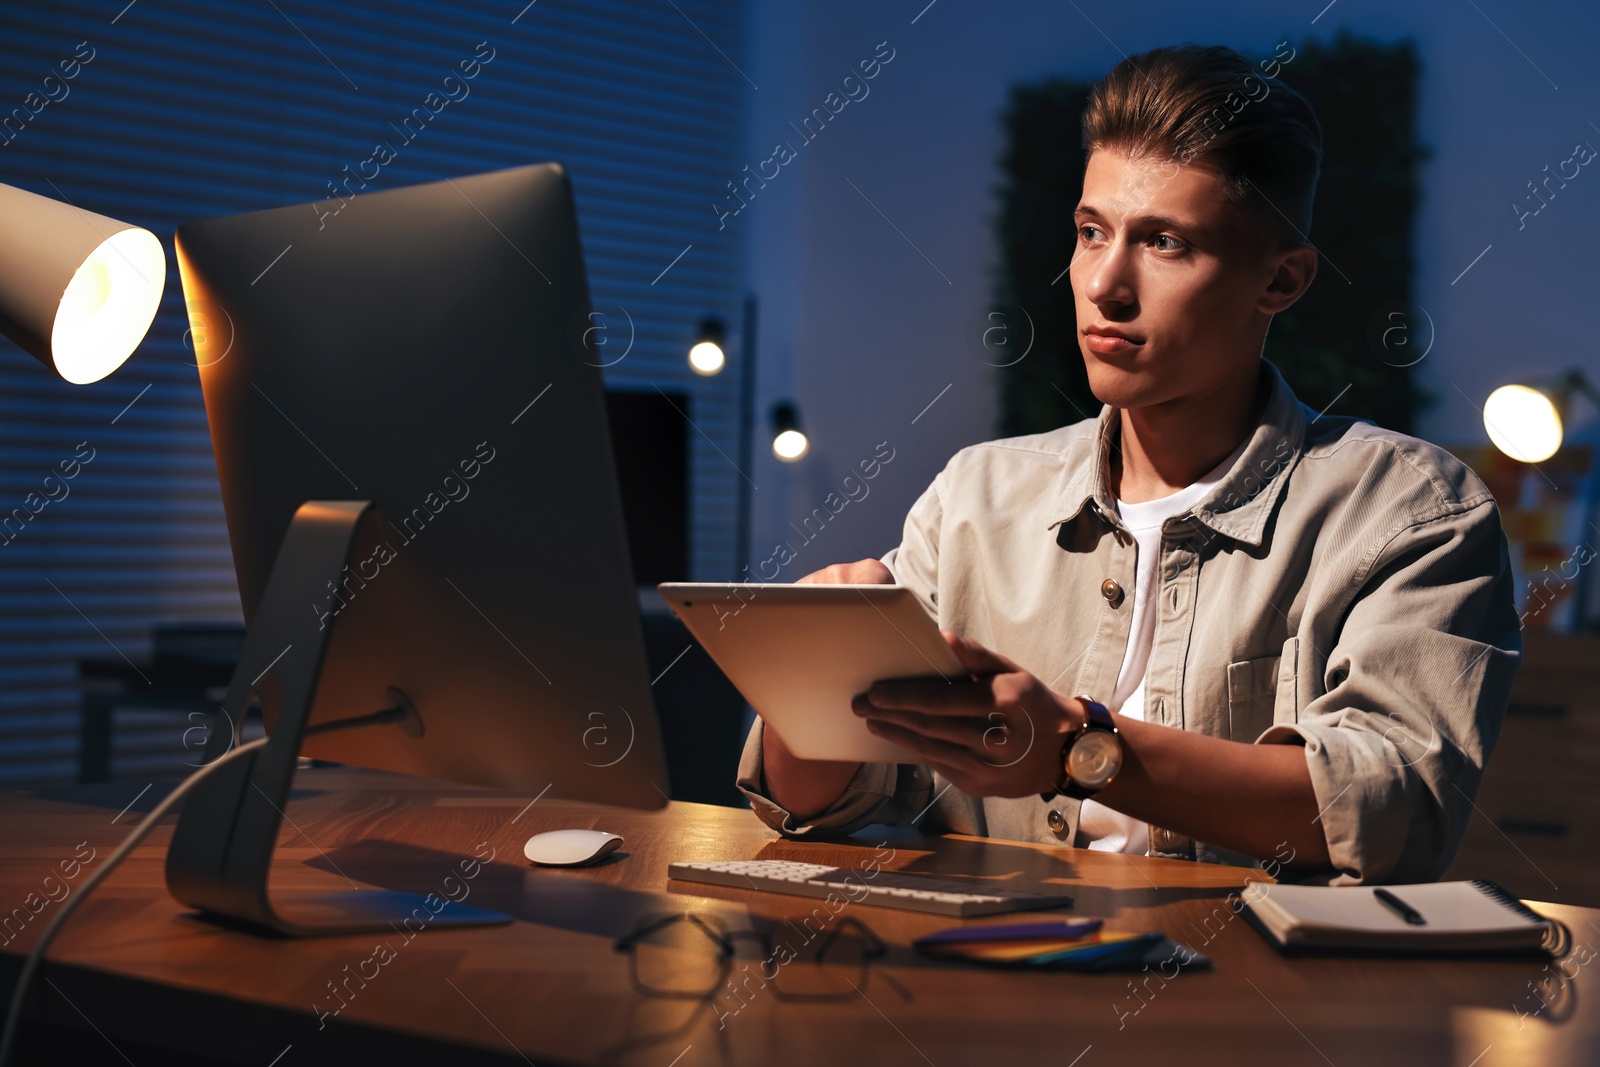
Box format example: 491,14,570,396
858,631,1332,868
796,559,894,585
760,558,895,821
853,631,1087,798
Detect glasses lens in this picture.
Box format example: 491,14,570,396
772,929,869,999
631,918,726,996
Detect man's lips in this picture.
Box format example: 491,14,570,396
1083,324,1143,341
1082,326,1144,354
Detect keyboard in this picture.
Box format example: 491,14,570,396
668,859,1075,917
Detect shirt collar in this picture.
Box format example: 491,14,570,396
1046,360,1306,549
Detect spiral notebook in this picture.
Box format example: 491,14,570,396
1242,880,1568,957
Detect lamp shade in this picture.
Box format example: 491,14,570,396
0,181,165,384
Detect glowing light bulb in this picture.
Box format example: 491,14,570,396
688,340,725,376
1483,384,1562,463
773,428,809,461
50,227,165,384
60,260,111,321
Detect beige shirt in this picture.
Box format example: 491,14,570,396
736,361,1522,885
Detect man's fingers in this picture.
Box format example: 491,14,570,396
797,559,894,585
942,630,1022,675
864,718,985,768
865,677,992,714
856,703,993,752
857,722,987,795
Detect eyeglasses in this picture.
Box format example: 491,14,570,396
614,911,906,1003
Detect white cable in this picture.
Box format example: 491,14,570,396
0,736,269,1067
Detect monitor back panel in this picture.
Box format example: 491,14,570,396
175,163,668,807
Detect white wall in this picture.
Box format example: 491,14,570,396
738,0,1600,571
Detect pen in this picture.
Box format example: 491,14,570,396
1374,887,1427,926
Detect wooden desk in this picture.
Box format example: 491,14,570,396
3,767,1598,1066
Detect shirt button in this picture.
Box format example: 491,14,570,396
1100,578,1122,605
1047,809,1067,834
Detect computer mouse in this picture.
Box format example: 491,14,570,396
523,828,624,867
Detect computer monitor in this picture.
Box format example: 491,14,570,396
167,163,670,935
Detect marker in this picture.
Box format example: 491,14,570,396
1374,887,1426,926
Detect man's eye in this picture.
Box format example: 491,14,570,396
1078,225,1104,243
1152,234,1184,252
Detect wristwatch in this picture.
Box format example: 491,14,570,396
1042,696,1123,800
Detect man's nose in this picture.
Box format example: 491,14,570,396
1081,241,1137,310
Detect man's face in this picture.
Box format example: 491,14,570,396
1069,147,1282,411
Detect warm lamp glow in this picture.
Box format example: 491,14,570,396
688,339,725,376
773,428,808,461
50,227,165,384
1483,384,1563,463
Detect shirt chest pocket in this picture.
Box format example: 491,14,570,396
1225,638,1299,741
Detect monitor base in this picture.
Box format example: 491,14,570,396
163,500,511,938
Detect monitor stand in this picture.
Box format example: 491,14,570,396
163,500,512,937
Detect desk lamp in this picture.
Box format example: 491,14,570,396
1484,370,1600,464
0,183,164,1065
0,180,165,383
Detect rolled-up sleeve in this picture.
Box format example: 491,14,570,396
734,471,949,839
735,718,934,837
1258,498,1521,885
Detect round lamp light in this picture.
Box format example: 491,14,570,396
0,181,165,384
688,316,726,376
771,400,808,462
1483,384,1563,464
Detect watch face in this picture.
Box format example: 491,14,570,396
1068,729,1122,789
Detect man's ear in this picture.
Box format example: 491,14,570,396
1260,243,1318,314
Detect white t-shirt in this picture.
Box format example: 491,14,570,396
1076,441,1246,855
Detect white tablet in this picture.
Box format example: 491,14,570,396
657,582,965,763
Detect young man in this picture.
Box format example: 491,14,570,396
736,44,1521,885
